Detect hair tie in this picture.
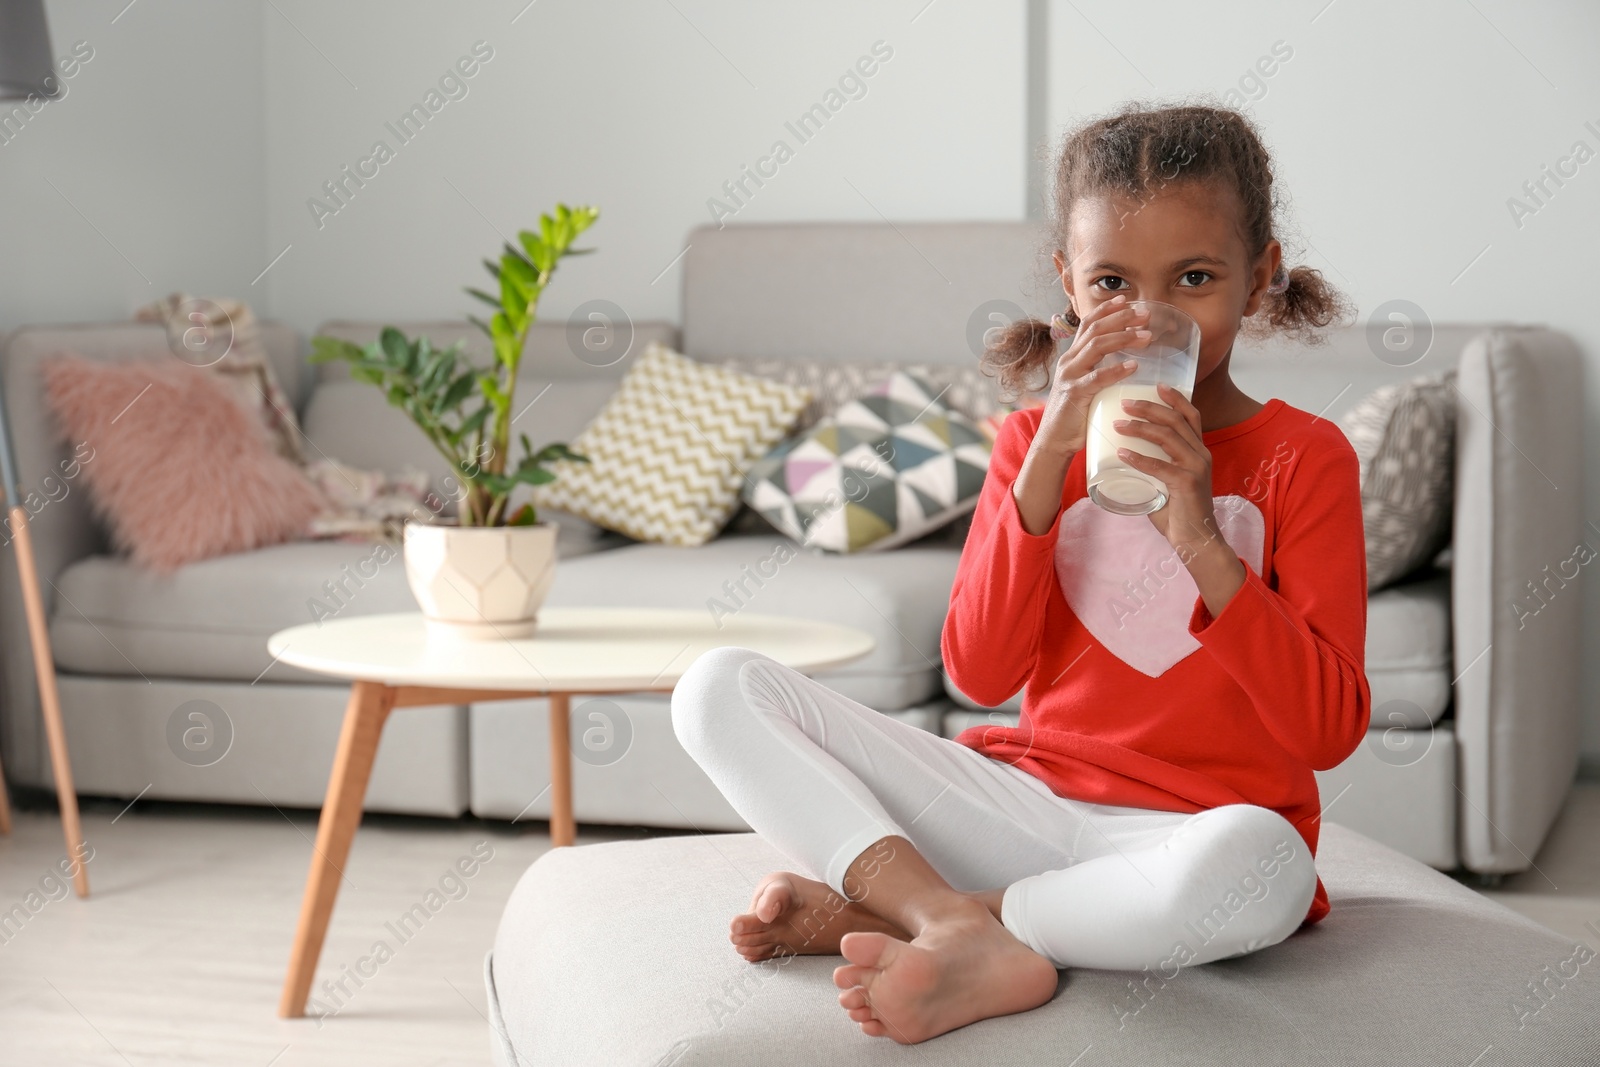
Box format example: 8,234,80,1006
1049,312,1074,341
1267,264,1290,295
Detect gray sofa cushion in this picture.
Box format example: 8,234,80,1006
50,540,422,683
49,530,951,709
944,568,1454,726
48,526,614,683
542,534,959,711
486,825,1598,1066
1363,569,1452,727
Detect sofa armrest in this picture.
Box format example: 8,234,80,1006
0,320,297,785
1451,326,1584,873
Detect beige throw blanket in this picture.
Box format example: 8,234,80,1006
135,294,436,542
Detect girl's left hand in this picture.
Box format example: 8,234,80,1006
1112,383,1225,557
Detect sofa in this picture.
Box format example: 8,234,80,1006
0,221,1584,881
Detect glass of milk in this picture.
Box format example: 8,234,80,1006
1083,300,1202,515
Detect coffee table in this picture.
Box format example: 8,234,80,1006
266,607,874,1019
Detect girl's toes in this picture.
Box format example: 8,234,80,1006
836,983,870,1010
833,964,873,992
752,878,793,923
846,1005,875,1023
860,1019,888,1038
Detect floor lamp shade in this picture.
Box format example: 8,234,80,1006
0,0,58,100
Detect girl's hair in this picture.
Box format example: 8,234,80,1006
986,100,1356,398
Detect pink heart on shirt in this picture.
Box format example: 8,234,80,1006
1054,495,1266,677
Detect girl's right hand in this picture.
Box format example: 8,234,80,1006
1033,294,1153,457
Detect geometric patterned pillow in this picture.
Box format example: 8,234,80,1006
1336,370,1457,591
742,371,991,553
528,342,810,547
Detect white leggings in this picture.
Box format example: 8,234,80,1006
671,646,1317,972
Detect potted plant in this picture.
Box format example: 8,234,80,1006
310,203,599,639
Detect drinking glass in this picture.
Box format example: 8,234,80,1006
1083,300,1202,515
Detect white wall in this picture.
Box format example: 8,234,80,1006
258,0,1027,332
0,0,267,328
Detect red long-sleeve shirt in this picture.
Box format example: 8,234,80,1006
945,397,1370,926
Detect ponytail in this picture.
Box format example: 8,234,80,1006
981,315,1057,401
1242,263,1355,346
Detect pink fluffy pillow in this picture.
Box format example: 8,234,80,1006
42,355,325,572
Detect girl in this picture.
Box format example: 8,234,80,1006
672,101,1369,1045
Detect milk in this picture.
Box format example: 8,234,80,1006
1085,381,1192,511
1077,301,1202,514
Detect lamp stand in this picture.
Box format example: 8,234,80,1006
0,409,88,897
9,504,88,895
0,746,12,834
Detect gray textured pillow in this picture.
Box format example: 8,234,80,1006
1337,371,1457,591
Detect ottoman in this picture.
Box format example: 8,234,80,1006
485,825,1600,1066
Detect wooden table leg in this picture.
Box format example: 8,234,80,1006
278,680,395,1018
548,692,575,847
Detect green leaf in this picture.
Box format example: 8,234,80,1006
418,346,448,393
449,404,491,445
502,240,534,270
506,503,537,526
529,441,585,463
475,471,514,496
489,313,517,364
483,258,501,280
568,205,599,238
510,465,556,487
501,255,538,312
380,327,409,366
479,373,508,410
309,335,365,364
518,229,555,273
466,287,500,310
437,369,476,413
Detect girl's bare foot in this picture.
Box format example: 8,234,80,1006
730,872,907,962
832,898,1058,1043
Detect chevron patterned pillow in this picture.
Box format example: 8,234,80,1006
1336,370,1457,591
742,371,992,553
528,342,811,547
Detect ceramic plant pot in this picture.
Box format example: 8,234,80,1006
403,521,558,640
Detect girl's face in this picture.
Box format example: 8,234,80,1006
1053,184,1280,385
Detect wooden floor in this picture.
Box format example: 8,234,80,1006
1475,780,1600,946
0,796,647,1067
1,784,1596,1066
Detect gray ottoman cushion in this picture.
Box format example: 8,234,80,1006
486,826,1599,1066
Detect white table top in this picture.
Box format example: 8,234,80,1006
267,608,876,692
